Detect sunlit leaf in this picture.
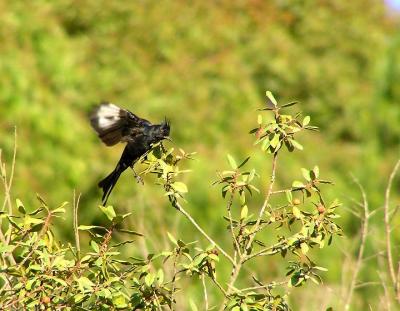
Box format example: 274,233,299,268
293,206,301,219
240,205,248,220
291,140,303,150
172,182,188,193
300,243,309,254
292,181,305,188
302,116,311,127
99,205,116,221
266,91,278,107
301,168,311,181
167,232,178,246
227,154,237,169
16,199,25,214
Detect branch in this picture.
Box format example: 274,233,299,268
221,153,278,310
244,152,277,253
226,192,241,258
243,242,282,262
344,178,369,310
201,274,209,310
170,197,235,265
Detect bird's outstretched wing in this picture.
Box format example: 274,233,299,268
90,102,151,146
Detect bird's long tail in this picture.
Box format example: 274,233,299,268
98,163,126,205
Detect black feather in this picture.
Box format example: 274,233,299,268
90,102,171,204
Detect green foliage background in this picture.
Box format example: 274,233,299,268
0,0,399,309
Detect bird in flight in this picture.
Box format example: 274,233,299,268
90,102,170,205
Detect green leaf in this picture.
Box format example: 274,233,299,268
145,273,155,287
78,225,105,231
157,269,164,284
227,154,237,169
248,169,256,182
99,205,116,221
300,243,309,254
112,293,128,308
46,276,68,287
285,190,293,203
261,138,270,151
116,228,143,236
76,276,95,292
74,293,85,303
314,266,328,271
239,192,246,205
90,240,100,253
270,134,280,148
301,168,311,181
167,232,178,246
293,206,301,219
172,182,188,193
303,116,311,127
7,216,21,230
291,140,303,150
292,181,305,188
23,215,44,226
208,253,219,262
257,114,263,125
266,91,278,107
313,165,320,179
25,279,36,290
53,201,68,214
240,205,248,220
282,101,298,108
16,199,25,214
310,276,320,285
238,156,250,169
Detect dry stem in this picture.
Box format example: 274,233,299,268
344,178,369,310
73,190,81,260
384,159,400,302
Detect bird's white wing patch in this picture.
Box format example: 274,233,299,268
94,103,122,129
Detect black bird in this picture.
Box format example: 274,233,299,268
90,102,170,205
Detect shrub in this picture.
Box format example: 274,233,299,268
0,92,341,310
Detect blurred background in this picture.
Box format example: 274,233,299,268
0,0,399,309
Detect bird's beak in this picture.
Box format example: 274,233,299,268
164,136,172,142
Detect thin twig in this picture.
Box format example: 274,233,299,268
73,190,81,260
241,280,287,292
170,251,180,310
227,192,241,257
354,282,382,289
384,159,400,300
210,275,227,297
220,153,278,310
344,178,369,310
243,243,281,262
1,127,17,214
201,274,209,310
245,152,278,253
171,198,235,265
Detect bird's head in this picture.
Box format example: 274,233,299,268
150,118,171,142
160,118,171,139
